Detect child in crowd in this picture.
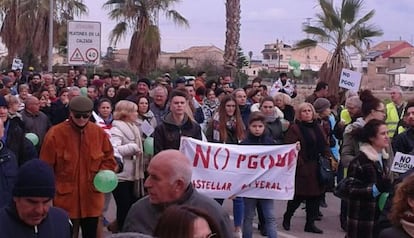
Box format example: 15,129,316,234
241,112,277,238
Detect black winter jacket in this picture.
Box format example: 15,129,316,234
154,112,202,154
0,203,72,238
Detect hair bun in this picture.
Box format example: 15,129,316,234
359,89,374,102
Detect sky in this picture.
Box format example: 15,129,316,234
79,0,414,59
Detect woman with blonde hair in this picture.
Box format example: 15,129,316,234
274,92,295,122
282,102,331,234
110,100,143,232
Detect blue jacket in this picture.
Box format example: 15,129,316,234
241,132,275,145
0,142,17,208
0,203,72,238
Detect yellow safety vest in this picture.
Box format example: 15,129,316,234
385,102,406,138
340,109,352,125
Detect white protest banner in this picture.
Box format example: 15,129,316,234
67,21,101,65
339,68,362,91
179,137,298,200
391,152,414,173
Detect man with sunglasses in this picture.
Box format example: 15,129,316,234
40,96,117,238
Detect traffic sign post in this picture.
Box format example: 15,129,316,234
67,21,101,66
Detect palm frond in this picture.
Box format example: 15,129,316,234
303,25,329,38
165,10,189,27
293,39,318,50
109,22,128,45
319,0,342,31
341,0,363,24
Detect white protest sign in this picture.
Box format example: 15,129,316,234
141,120,154,137
179,137,298,200
11,58,23,70
339,68,362,91
67,21,101,65
391,152,414,173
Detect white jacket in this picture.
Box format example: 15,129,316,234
110,120,143,181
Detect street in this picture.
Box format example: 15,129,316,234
103,192,346,238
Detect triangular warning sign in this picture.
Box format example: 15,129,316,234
70,48,85,61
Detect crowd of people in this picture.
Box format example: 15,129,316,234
0,66,413,238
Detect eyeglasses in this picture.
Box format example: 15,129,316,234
194,233,216,238
73,113,90,119
374,109,386,114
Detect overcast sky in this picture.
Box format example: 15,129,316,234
79,0,414,59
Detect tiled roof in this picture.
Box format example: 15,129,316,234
389,47,414,58
370,41,410,51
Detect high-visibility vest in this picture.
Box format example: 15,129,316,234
385,102,405,138
340,109,352,125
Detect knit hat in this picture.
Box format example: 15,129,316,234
13,159,55,198
0,95,7,107
69,96,93,113
313,98,331,113
137,78,151,88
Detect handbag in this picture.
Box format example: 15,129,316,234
317,154,334,186
334,177,363,199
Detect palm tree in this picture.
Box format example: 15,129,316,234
294,0,382,96
223,0,240,75
104,0,188,77
0,0,87,68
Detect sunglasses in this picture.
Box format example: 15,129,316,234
73,113,90,119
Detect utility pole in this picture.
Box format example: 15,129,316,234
48,0,53,72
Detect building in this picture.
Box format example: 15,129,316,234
261,40,330,71
361,40,414,89
157,45,224,69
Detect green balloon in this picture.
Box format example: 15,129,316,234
25,133,39,146
289,59,300,68
378,192,389,211
144,137,154,156
93,170,118,193
293,69,301,77
80,87,87,97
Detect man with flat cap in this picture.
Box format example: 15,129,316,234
0,159,72,237
41,96,117,238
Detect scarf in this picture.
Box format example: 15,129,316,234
265,114,278,123
401,211,414,237
297,120,326,161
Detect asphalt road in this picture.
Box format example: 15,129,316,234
102,192,345,238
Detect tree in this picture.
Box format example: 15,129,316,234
294,0,382,96
0,0,87,68
236,47,248,69
104,0,188,77
223,0,240,75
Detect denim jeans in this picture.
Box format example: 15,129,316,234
215,197,244,227
243,198,277,238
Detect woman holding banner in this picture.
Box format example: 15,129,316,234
206,94,245,237
282,102,331,234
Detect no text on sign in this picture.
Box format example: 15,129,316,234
339,68,362,92
67,21,101,65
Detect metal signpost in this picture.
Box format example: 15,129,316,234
67,21,101,66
